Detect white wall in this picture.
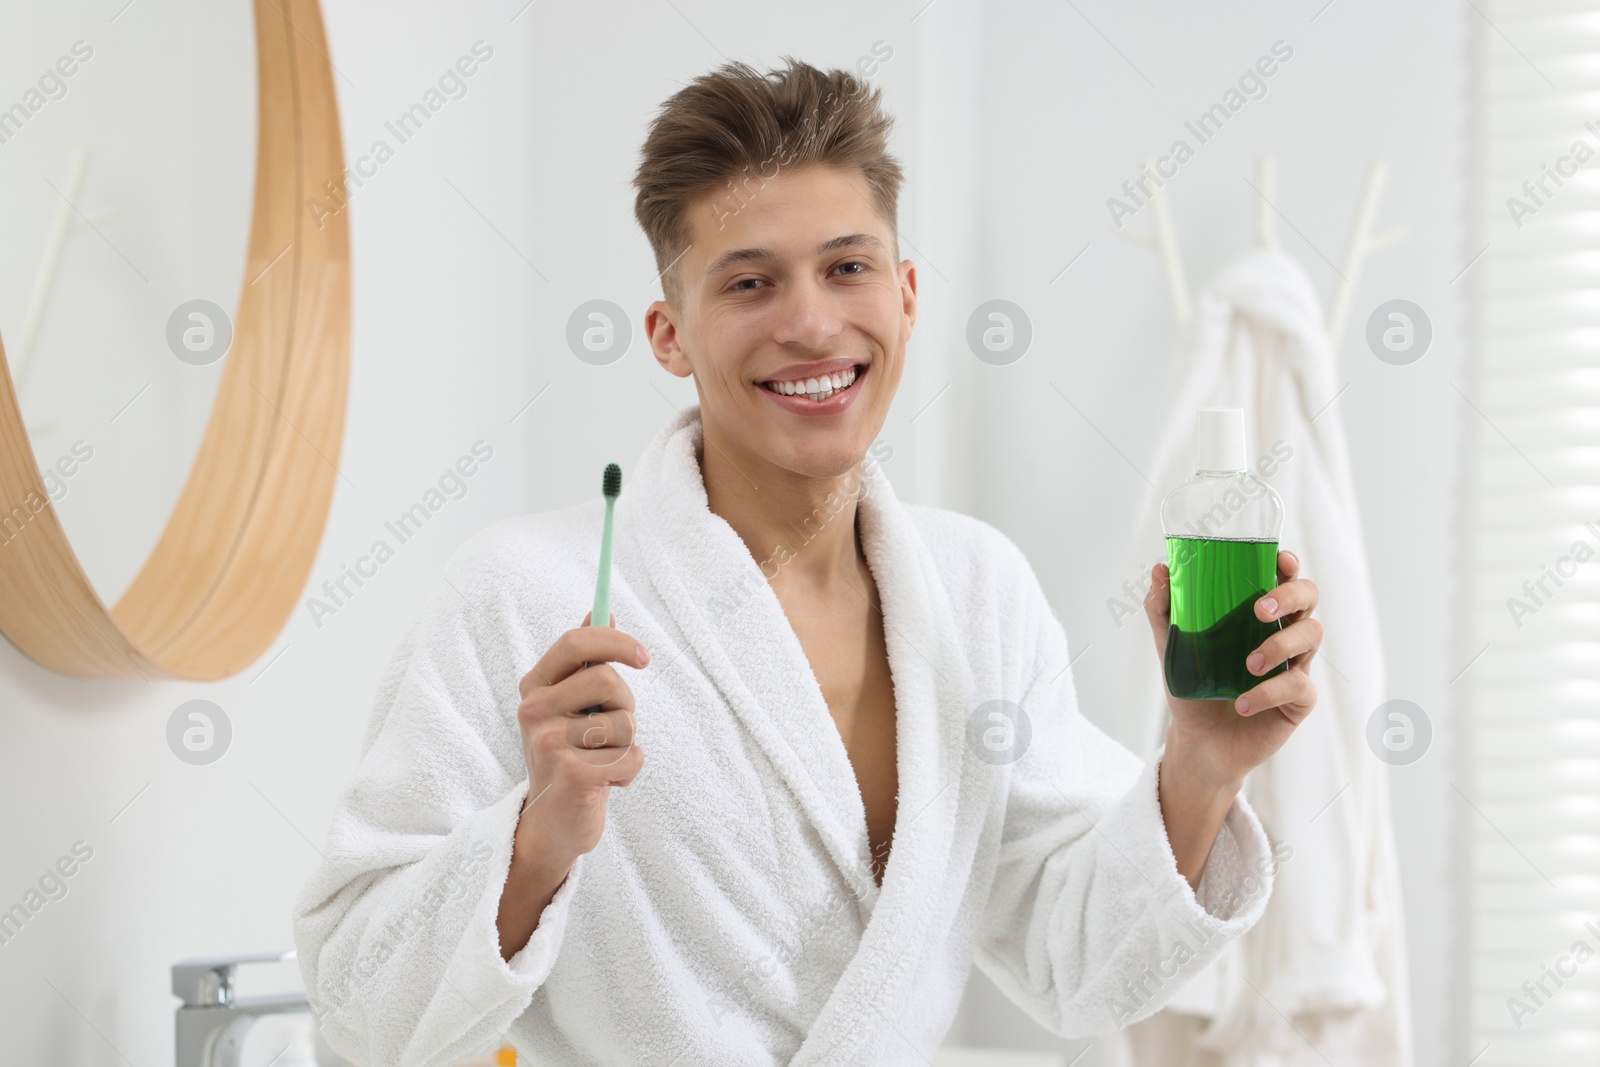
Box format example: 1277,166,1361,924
0,1,1462,1063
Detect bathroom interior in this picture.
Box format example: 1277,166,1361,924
0,0,1579,1064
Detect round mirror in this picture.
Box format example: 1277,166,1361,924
0,0,351,680
0,4,254,606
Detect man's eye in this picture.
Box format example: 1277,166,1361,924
837,261,867,276
731,278,762,291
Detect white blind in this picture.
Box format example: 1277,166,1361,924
1470,1,1600,1062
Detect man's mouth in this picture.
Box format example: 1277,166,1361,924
760,363,865,403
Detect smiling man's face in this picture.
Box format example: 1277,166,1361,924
646,164,916,481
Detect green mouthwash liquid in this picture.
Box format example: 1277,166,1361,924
1163,536,1286,700
1159,407,1289,704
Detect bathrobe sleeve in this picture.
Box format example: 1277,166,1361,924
972,539,1281,1037
291,530,582,1067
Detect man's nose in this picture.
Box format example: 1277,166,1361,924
771,274,843,349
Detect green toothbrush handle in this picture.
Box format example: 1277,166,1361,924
583,497,617,714
591,499,615,630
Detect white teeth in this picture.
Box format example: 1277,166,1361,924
764,367,859,400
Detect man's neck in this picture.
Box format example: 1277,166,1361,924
699,422,869,595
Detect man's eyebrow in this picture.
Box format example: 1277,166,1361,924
700,233,887,281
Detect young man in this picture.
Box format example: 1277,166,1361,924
294,58,1321,1066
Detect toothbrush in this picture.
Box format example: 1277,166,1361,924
583,463,622,710
592,463,622,630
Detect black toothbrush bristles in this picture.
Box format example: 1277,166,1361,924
602,462,622,499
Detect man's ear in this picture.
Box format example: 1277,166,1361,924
900,259,918,336
645,301,693,378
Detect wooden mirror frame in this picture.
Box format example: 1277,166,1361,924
0,0,349,680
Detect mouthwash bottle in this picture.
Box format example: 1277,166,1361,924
1160,407,1287,701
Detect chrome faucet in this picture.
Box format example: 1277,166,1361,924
172,950,350,1067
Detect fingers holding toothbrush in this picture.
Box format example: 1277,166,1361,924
498,613,647,959
499,463,630,956
514,616,650,862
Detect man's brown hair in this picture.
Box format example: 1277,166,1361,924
632,55,904,309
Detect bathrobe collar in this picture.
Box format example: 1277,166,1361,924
617,406,993,1049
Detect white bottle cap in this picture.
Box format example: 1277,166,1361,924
1195,407,1246,471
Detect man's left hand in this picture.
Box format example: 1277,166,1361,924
1143,548,1321,791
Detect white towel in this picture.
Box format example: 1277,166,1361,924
1114,247,1414,1064
292,405,1281,1067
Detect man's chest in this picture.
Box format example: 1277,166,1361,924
787,591,900,882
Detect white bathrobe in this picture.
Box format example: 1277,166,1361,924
1116,247,1413,1065
292,406,1281,1067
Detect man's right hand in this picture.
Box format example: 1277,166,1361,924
516,613,649,859
497,614,648,959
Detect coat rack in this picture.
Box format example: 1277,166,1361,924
12,148,100,439
1116,153,1408,348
